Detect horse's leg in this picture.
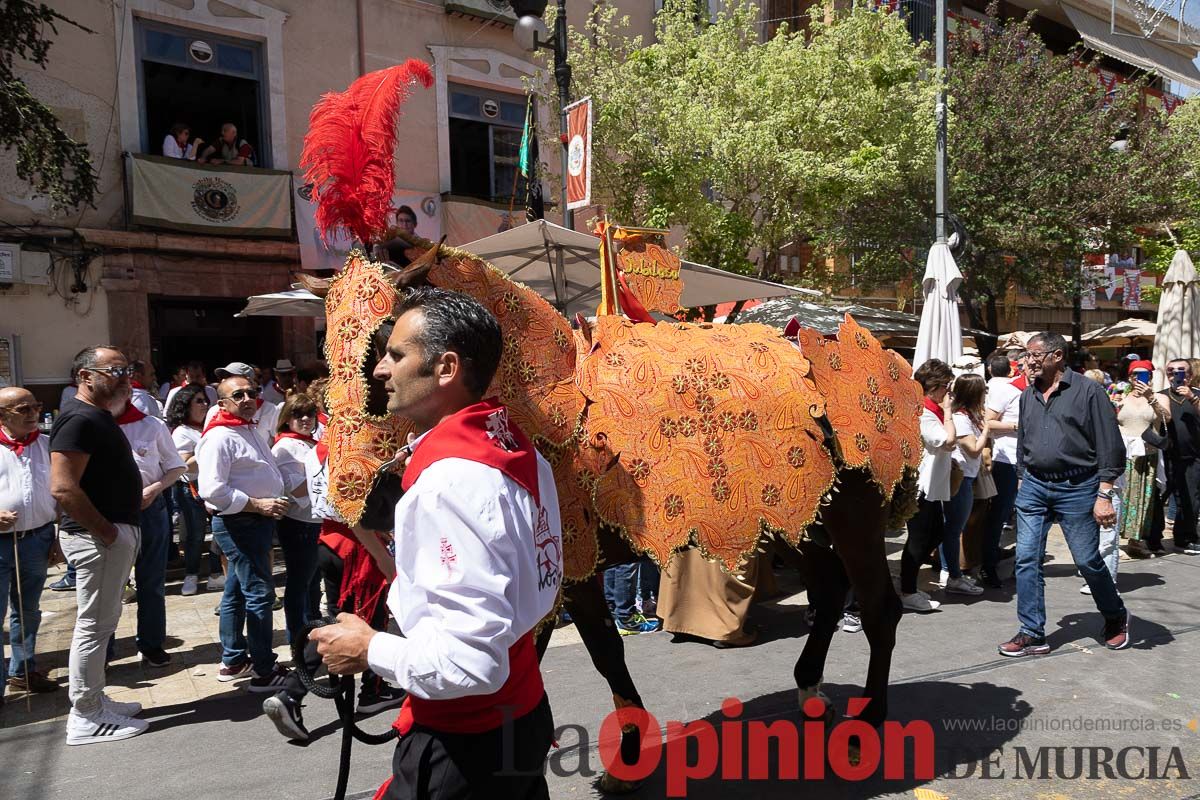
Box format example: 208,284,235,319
561,575,646,794
793,535,848,722
822,469,901,728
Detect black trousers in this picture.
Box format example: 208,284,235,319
901,495,945,594
1169,457,1200,546
382,694,554,800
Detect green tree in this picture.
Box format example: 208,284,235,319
825,6,1183,334
1143,97,1200,281
1,2,97,210
561,0,935,277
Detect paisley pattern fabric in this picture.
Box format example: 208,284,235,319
792,314,923,501
578,317,834,571
616,239,683,316
322,251,411,524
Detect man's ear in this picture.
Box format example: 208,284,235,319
436,351,461,385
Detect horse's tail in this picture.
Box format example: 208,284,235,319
886,467,921,532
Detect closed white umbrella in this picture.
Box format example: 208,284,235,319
913,242,964,372
1152,249,1200,386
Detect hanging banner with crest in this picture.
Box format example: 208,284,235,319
565,97,592,211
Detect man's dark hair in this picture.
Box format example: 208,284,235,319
186,360,205,371
913,358,954,394
1029,331,1069,359
395,287,502,398
165,384,208,430
987,352,1011,378
395,204,417,223
71,345,121,381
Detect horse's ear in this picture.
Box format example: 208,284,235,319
575,313,592,349
296,273,332,298
393,236,447,290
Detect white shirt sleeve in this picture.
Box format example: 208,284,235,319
366,485,519,700
953,412,975,439
197,433,250,514
920,409,950,450
154,421,187,478
131,389,163,419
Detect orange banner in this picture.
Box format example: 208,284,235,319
565,97,592,210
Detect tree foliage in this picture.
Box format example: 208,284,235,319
0,2,97,210
826,6,1184,333
1144,98,1200,275
562,0,935,275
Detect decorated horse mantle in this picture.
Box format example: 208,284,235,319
319,240,923,581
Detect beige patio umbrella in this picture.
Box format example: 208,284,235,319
1152,249,1200,387
1080,317,1157,348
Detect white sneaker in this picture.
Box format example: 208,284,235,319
181,575,199,596
933,569,949,588
945,576,984,596
901,591,942,612
121,581,137,605
207,572,225,591
66,707,148,745
101,694,143,717
1080,583,1092,595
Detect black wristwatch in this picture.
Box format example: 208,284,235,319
1097,489,1117,501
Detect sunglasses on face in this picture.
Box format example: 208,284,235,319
1,402,42,415
222,389,260,402
87,365,134,379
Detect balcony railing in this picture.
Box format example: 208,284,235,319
124,154,294,239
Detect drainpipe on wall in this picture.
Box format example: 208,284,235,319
357,0,368,76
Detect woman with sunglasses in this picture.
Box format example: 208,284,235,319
166,385,222,595
271,394,322,644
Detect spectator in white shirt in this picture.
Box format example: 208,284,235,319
128,360,163,419
162,123,202,160
205,362,281,448
899,359,957,613
261,359,297,406
0,387,61,698
115,400,186,667
982,352,1023,588
164,385,218,596
196,375,290,692
270,393,321,644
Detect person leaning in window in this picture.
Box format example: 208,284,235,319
162,123,202,160
998,332,1131,658
198,123,254,166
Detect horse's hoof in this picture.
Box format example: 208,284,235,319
598,771,641,794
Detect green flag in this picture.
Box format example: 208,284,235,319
519,92,534,178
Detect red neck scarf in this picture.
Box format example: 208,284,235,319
130,380,147,390
0,427,39,456
115,403,147,425
1011,373,1028,391
923,396,945,422
402,398,539,504
317,411,329,426
202,409,255,436
275,431,316,445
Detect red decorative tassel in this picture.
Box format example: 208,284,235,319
300,60,434,246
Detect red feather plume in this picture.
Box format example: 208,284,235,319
301,59,434,246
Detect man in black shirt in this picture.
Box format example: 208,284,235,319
50,345,148,745
999,331,1130,658
1147,358,1200,553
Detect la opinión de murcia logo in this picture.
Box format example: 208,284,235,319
192,177,240,223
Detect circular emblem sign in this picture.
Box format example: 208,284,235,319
482,99,499,118
191,176,239,223
567,134,585,177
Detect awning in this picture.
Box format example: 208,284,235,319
1062,4,1200,89
462,220,812,319
236,288,324,318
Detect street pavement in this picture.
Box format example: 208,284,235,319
3,529,1200,800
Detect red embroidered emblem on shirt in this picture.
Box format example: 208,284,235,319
484,408,519,452
439,537,458,575
533,506,561,591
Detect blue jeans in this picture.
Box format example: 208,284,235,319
983,462,1019,577
212,513,278,674
277,517,320,643
604,563,639,621
135,494,171,653
0,523,55,698
173,482,209,576
939,476,975,580
1015,472,1126,639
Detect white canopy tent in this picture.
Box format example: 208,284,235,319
235,288,324,318
912,242,964,372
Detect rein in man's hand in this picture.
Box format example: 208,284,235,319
309,612,377,675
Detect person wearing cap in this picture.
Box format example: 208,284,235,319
205,362,281,450
1114,359,1166,558
196,375,291,692
262,360,296,406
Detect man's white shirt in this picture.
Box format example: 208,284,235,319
119,416,186,487
366,454,563,701
0,435,55,530
196,425,284,515
203,401,280,450
131,387,163,419
916,407,953,502
986,377,1022,466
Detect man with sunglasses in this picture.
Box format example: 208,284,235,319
49,346,148,744
196,375,290,692
1144,359,1200,554
206,362,281,449
999,332,1130,658
0,386,60,700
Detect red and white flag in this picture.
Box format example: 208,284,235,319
565,97,592,211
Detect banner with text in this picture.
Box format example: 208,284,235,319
127,155,293,238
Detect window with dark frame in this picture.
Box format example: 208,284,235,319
448,84,527,204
